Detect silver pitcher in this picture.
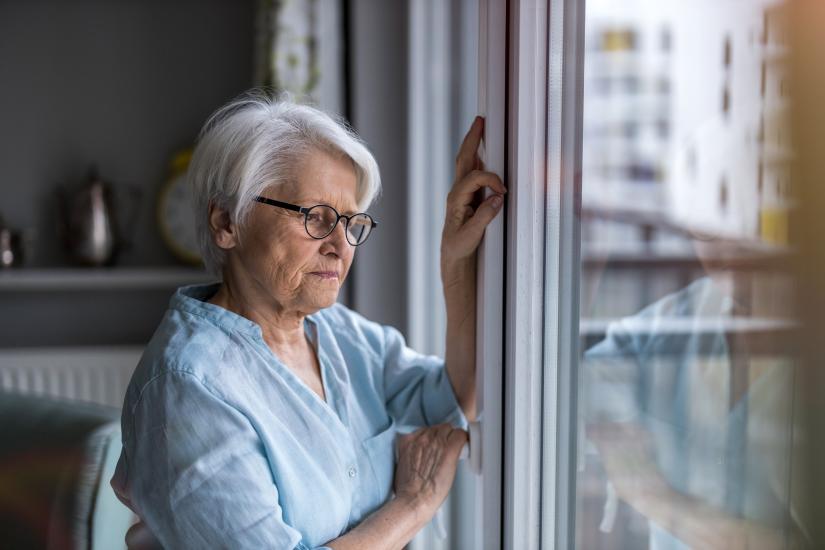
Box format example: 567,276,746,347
57,167,140,266
0,216,24,268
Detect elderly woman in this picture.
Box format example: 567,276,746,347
111,93,505,549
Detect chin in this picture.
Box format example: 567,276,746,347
314,291,340,310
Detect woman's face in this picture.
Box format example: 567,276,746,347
229,149,359,315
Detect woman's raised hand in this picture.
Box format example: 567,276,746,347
437,117,502,421
393,424,468,519
440,116,507,273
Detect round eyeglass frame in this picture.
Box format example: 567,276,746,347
253,196,378,246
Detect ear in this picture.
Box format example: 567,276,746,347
208,201,238,250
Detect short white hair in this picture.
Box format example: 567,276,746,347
187,90,381,276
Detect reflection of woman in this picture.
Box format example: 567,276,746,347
584,272,801,549
110,93,505,549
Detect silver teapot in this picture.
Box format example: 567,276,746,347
0,216,24,268
56,167,140,266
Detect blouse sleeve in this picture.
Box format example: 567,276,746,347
582,318,645,425
380,324,468,431
120,369,332,550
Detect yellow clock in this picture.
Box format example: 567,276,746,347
157,149,202,265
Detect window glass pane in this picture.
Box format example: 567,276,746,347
576,0,800,548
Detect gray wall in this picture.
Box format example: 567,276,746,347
0,0,412,346
347,0,409,335
0,0,255,267
0,0,254,346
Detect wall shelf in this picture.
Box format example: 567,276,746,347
0,267,215,292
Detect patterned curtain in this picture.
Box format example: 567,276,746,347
255,0,345,114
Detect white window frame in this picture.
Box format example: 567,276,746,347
476,0,585,548
539,0,585,547
502,0,550,548
474,0,507,548
409,1,585,547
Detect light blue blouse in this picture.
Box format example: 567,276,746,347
110,283,467,549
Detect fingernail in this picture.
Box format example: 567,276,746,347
490,196,502,208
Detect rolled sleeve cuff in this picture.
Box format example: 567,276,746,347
423,365,469,431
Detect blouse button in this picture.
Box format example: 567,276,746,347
348,466,357,478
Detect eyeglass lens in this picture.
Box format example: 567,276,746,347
305,205,373,245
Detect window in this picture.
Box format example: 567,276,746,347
570,0,803,548
472,0,808,548
411,1,814,548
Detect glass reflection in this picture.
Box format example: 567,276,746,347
577,0,802,548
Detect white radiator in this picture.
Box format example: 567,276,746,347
0,347,143,408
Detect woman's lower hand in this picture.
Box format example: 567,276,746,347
440,116,507,278
393,424,468,520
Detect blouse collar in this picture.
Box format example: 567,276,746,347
171,282,320,340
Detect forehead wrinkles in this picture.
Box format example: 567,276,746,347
292,181,359,214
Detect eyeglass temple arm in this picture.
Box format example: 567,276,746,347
253,196,308,214
255,196,377,227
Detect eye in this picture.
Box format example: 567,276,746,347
307,212,323,223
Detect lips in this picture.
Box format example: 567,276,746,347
310,271,339,279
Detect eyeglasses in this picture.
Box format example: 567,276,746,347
253,196,378,246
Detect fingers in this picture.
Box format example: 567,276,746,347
458,194,504,243
447,428,469,455
433,423,456,445
443,191,504,255
441,167,506,263
446,170,506,222
424,424,468,456
455,116,484,181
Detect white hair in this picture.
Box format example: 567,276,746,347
187,91,381,276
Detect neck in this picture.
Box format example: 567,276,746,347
208,270,309,352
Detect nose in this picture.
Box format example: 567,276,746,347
320,217,350,252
